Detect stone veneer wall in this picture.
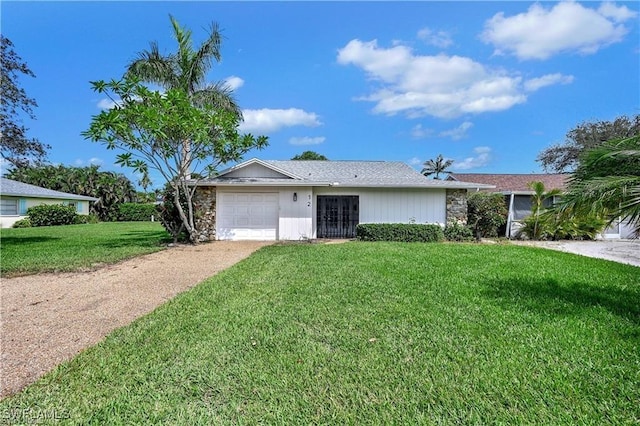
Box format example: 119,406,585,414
193,187,216,242
446,189,467,224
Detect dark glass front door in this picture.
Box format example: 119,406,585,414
317,196,359,238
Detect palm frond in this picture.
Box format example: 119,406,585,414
192,82,242,119
126,42,178,88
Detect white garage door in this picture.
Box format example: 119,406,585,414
217,192,279,240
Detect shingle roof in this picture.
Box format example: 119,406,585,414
447,173,570,192
0,178,98,201
209,159,495,189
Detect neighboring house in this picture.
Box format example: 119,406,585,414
190,158,493,241
0,178,97,228
447,173,636,239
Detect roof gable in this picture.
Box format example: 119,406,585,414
216,158,302,180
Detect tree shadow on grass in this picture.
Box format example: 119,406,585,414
99,231,172,248
480,277,640,326
0,236,60,244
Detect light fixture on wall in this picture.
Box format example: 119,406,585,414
293,192,298,202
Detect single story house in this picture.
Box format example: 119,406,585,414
190,159,493,241
447,173,636,239
0,178,97,228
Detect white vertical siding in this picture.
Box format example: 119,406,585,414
278,187,314,240
313,187,447,226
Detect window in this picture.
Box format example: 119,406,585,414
0,198,18,215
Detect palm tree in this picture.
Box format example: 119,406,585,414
126,16,242,178
126,15,240,116
528,181,562,239
559,136,640,234
421,154,453,179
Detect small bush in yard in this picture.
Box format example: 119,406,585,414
27,204,78,227
75,214,100,224
356,223,444,242
520,210,605,240
12,218,32,228
117,203,157,221
444,221,475,242
467,192,508,240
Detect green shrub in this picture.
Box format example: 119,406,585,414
117,203,157,221
356,223,444,242
156,183,189,242
444,221,475,242
12,218,32,228
74,214,100,224
467,192,508,239
27,204,78,227
520,210,606,240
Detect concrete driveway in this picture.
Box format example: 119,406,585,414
514,239,640,267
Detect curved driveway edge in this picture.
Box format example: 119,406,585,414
0,241,271,398
512,239,640,267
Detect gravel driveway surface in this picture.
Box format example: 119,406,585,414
0,241,270,398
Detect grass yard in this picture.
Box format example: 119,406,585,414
1,242,639,423
0,222,169,276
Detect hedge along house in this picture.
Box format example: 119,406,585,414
190,159,493,241
447,173,636,239
0,178,97,228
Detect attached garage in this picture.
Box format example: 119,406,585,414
216,192,279,240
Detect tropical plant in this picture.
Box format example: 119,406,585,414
0,36,49,168
527,181,562,240
6,164,136,221
291,151,328,160
467,192,508,240
520,210,605,241
126,16,240,115
84,78,268,243
125,16,241,179
557,136,640,234
421,154,453,179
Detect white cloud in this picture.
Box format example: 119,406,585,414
224,75,245,91
75,157,104,167
240,108,322,133
417,27,453,48
408,157,422,166
411,124,434,139
481,1,637,60
452,146,492,170
524,73,575,92
97,98,118,109
439,121,473,140
289,136,326,146
337,39,569,118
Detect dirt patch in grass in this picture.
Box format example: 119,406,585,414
0,241,270,398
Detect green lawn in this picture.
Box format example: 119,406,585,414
0,222,169,276
1,243,639,424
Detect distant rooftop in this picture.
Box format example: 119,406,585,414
0,178,98,201
447,173,570,193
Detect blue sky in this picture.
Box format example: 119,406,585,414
3,1,638,187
